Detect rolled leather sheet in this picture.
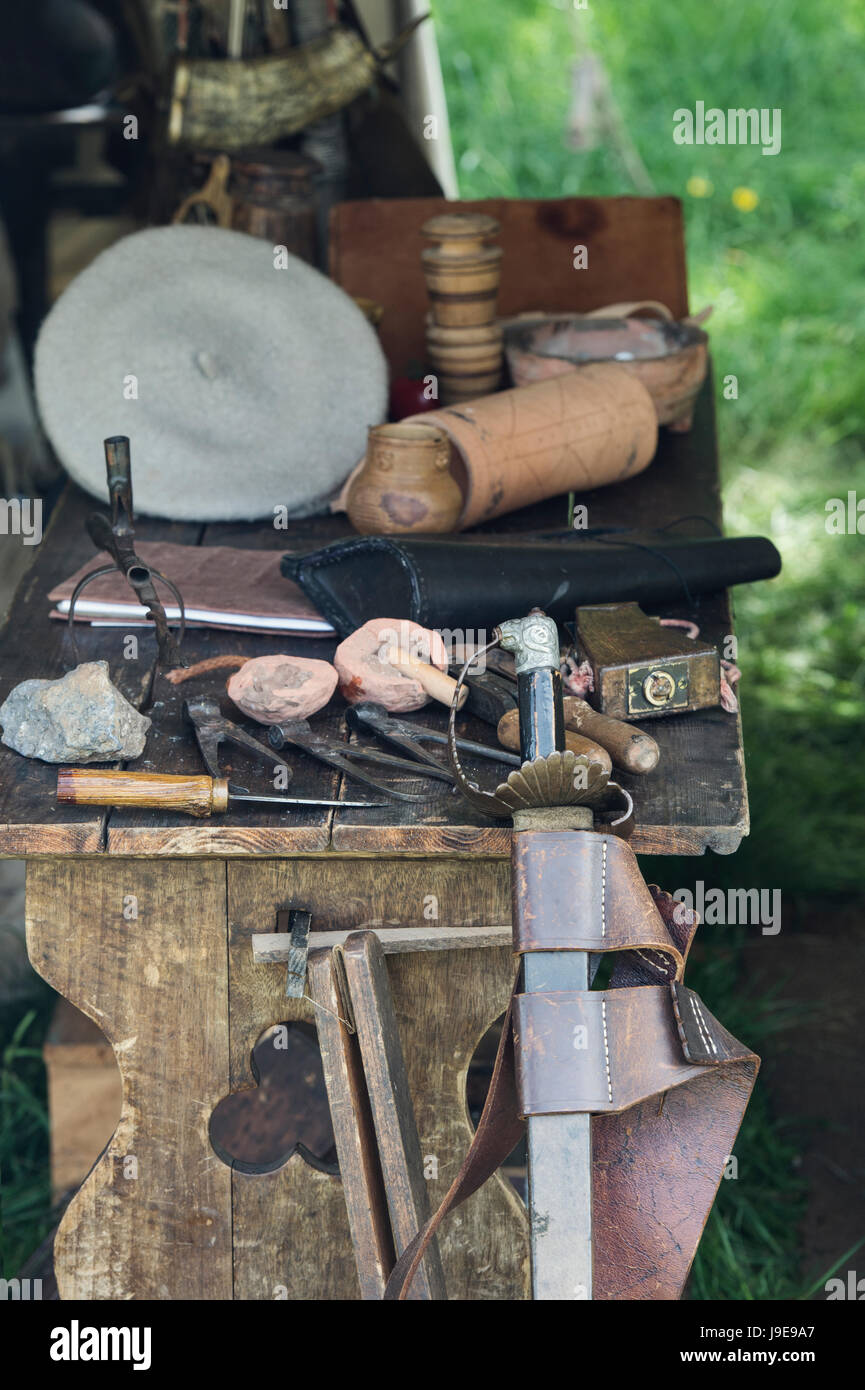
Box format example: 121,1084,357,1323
281,531,782,636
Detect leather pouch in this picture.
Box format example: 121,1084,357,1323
282,530,781,637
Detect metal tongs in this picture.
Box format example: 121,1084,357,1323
345,701,520,772
67,436,187,670
184,695,291,795
267,716,452,804
267,701,519,804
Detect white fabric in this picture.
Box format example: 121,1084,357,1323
35,225,388,521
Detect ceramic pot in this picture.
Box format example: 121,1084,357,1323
503,308,709,431
346,422,464,535
403,365,657,529
421,213,502,327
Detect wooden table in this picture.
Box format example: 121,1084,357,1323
0,382,747,1300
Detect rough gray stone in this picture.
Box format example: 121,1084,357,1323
0,660,151,763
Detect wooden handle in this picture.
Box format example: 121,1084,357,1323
387,652,468,709
172,154,233,228
496,709,612,776
562,697,660,774
56,770,229,817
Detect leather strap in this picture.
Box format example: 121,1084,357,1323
384,980,524,1301
385,975,757,1300
514,983,753,1115
384,871,759,1301
513,831,685,965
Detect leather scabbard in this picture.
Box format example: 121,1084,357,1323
384,831,758,1301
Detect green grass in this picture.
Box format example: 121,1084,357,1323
431,0,865,1298
681,942,810,1299
0,998,55,1276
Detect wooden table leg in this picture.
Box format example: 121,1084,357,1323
26,858,233,1300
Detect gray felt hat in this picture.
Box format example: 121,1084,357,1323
35,225,388,521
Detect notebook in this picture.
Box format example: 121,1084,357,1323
49,540,334,637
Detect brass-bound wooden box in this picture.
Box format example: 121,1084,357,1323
576,602,721,719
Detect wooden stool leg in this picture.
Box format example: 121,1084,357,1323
340,931,447,1300
307,947,395,1299
310,933,447,1299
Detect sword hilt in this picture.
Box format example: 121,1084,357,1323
447,614,629,824
495,609,565,761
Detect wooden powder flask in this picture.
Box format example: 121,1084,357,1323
421,213,503,328
421,213,505,406
576,601,721,718
425,319,504,405
345,422,464,536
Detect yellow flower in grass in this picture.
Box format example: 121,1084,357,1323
687,176,713,198
732,186,759,212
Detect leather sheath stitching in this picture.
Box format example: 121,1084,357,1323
633,947,672,980
601,998,613,1102
691,995,718,1058
601,839,607,938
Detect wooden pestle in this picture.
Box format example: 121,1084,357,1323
386,650,468,709
496,709,612,776
562,696,660,774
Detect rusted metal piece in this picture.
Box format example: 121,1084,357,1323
67,437,187,671
183,695,289,795
275,907,313,1000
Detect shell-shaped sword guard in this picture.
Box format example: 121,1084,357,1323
447,628,633,831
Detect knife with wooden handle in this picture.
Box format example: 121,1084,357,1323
56,769,384,816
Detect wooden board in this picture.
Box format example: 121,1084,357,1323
329,196,690,376
0,381,747,859
225,857,525,1301
340,930,447,1299
27,858,234,1300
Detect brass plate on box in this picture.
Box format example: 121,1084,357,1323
627,661,690,715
